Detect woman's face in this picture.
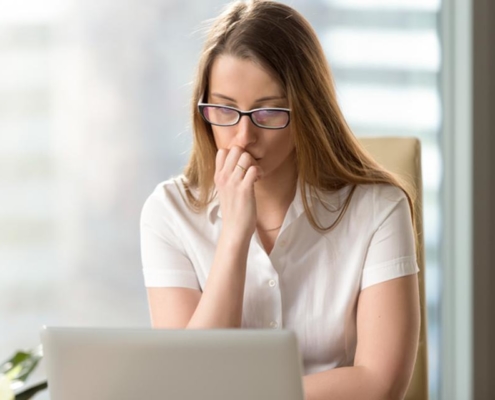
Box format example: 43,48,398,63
207,55,296,181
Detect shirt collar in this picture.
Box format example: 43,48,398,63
206,190,221,223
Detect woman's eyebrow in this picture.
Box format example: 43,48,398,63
210,93,285,103
254,95,286,103
210,93,236,102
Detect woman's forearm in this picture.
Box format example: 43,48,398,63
304,365,401,400
186,231,251,329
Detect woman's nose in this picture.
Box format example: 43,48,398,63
234,115,257,147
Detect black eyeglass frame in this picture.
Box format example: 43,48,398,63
198,103,291,130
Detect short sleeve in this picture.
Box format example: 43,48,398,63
360,185,419,290
140,184,201,290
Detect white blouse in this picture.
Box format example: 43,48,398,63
140,176,419,375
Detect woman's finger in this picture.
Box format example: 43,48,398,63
235,163,248,177
237,151,253,168
222,146,245,173
215,148,228,173
242,165,264,186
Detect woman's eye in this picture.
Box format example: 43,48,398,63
219,107,235,115
257,109,279,119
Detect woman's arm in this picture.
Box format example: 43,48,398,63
303,274,420,400
147,146,263,329
147,231,251,329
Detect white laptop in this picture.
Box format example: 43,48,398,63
40,327,305,400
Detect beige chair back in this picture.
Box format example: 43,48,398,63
358,137,429,400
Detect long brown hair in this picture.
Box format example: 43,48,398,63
184,0,415,231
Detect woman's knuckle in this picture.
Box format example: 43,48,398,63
215,172,227,185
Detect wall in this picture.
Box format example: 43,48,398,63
473,0,495,398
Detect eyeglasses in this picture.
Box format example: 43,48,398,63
198,103,291,130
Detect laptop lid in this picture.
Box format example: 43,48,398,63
40,327,305,400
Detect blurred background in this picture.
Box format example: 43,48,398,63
1,0,486,399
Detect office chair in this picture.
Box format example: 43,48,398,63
358,136,429,400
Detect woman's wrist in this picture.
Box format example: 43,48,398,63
218,228,253,253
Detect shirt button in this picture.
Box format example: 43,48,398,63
269,321,279,329
280,240,287,247
268,279,276,287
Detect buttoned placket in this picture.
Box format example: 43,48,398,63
250,230,283,329
249,188,309,330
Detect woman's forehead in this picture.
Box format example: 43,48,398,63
208,55,285,99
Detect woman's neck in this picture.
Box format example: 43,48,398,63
254,173,297,231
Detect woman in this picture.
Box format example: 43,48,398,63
140,1,420,399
